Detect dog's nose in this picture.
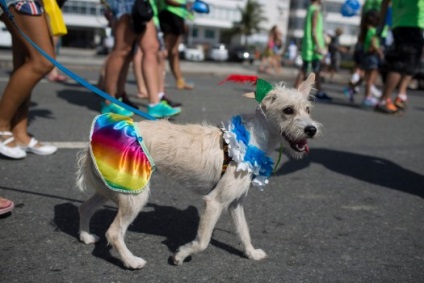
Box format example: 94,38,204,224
304,125,317,137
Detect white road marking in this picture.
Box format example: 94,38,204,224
49,142,88,149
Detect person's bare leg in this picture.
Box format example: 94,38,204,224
157,49,167,94
103,15,136,104
380,71,401,101
133,47,148,98
0,10,54,146
139,21,160,105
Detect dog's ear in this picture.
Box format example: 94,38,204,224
243,92,255,99
260,92,277,111
297,73,315,97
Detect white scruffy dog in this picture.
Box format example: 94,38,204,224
76,73,321,269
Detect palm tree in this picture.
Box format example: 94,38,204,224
233,0,267,47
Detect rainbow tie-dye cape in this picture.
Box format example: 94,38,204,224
89,113,156,194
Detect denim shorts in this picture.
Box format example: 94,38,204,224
362,53,380,70
301,59,322,74
0,0,43,16
106,0,135,19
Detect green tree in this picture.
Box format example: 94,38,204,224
223,0,266,47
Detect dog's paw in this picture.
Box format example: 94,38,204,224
245,248,267,261
124,256,146,270
79,231,100,244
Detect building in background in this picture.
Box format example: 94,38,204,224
59,0,362,51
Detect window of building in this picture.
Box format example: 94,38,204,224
204,29,215,39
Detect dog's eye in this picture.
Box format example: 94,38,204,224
283,107,294,115
306,107,310,113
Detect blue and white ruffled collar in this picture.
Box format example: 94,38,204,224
221,115,273,187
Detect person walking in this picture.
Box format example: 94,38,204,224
100,0,180,118
0,0,58,159
294,0,331,101
375,0,424,113
159,0,194,90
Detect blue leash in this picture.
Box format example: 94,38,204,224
0,0,156,120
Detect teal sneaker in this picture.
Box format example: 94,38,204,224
101,99,134,117
148,101,181,118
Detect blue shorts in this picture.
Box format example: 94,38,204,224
301,59,322,74
0,0,43,16
362,53,380,70
106,0,135,19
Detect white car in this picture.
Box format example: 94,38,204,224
184,45,205,61
208,43,228,61
0,22,11,48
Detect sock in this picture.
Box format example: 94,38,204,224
158,92,165,100
149,103,159,107
397,93,407,101
351,73,360,84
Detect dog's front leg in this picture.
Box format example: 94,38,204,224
229,197,267,261
173,192,224,265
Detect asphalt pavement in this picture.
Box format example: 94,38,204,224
0,50,423,283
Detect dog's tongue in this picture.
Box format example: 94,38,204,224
297,139,309,152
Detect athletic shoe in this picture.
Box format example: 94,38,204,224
101,99,134,117
119,92,139,109
315,91,333,101
148,101,181,118
394,97,407,111
161,95,182,108
375,99,398,114
343,87,355,103
370,85,382,98
362,96,378,107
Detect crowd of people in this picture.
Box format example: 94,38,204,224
0,0,423,215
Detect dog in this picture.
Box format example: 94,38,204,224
76,73,321,269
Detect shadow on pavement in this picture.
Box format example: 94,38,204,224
57,89,103,112
276,148,424,198
53,202,243,268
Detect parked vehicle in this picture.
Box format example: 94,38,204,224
184,45,205,62
228,46,254,64
207,43,229,61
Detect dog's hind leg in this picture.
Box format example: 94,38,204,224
229,197,267,261
106,186,150,269
79,193,108,244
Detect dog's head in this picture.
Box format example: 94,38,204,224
255,73,321,159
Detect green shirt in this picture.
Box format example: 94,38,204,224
363,0,383,12
149,0,159,26
301,4,325,61
363,27,379,52
392,0,424,29
161,0,188,19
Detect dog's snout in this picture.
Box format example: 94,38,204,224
304,125,317,137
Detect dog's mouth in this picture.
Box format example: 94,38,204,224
282,132,309,153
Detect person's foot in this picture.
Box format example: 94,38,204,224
47,74,67,82
118,92,139,109
101,99,134,117
147,101,182,118
362,96,379,107
0,131,26,159
394,97,407,111
18,137,57,155
176,79,194,90
375,99,398,114
315,91,333,101
161,95,182,108
0,197,14,215
343,87,355,103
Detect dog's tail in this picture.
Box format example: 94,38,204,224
75,147,91,192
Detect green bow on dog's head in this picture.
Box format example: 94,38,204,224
255,78,274,103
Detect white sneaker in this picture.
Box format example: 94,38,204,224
19,137,57,155
0,131,26,159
